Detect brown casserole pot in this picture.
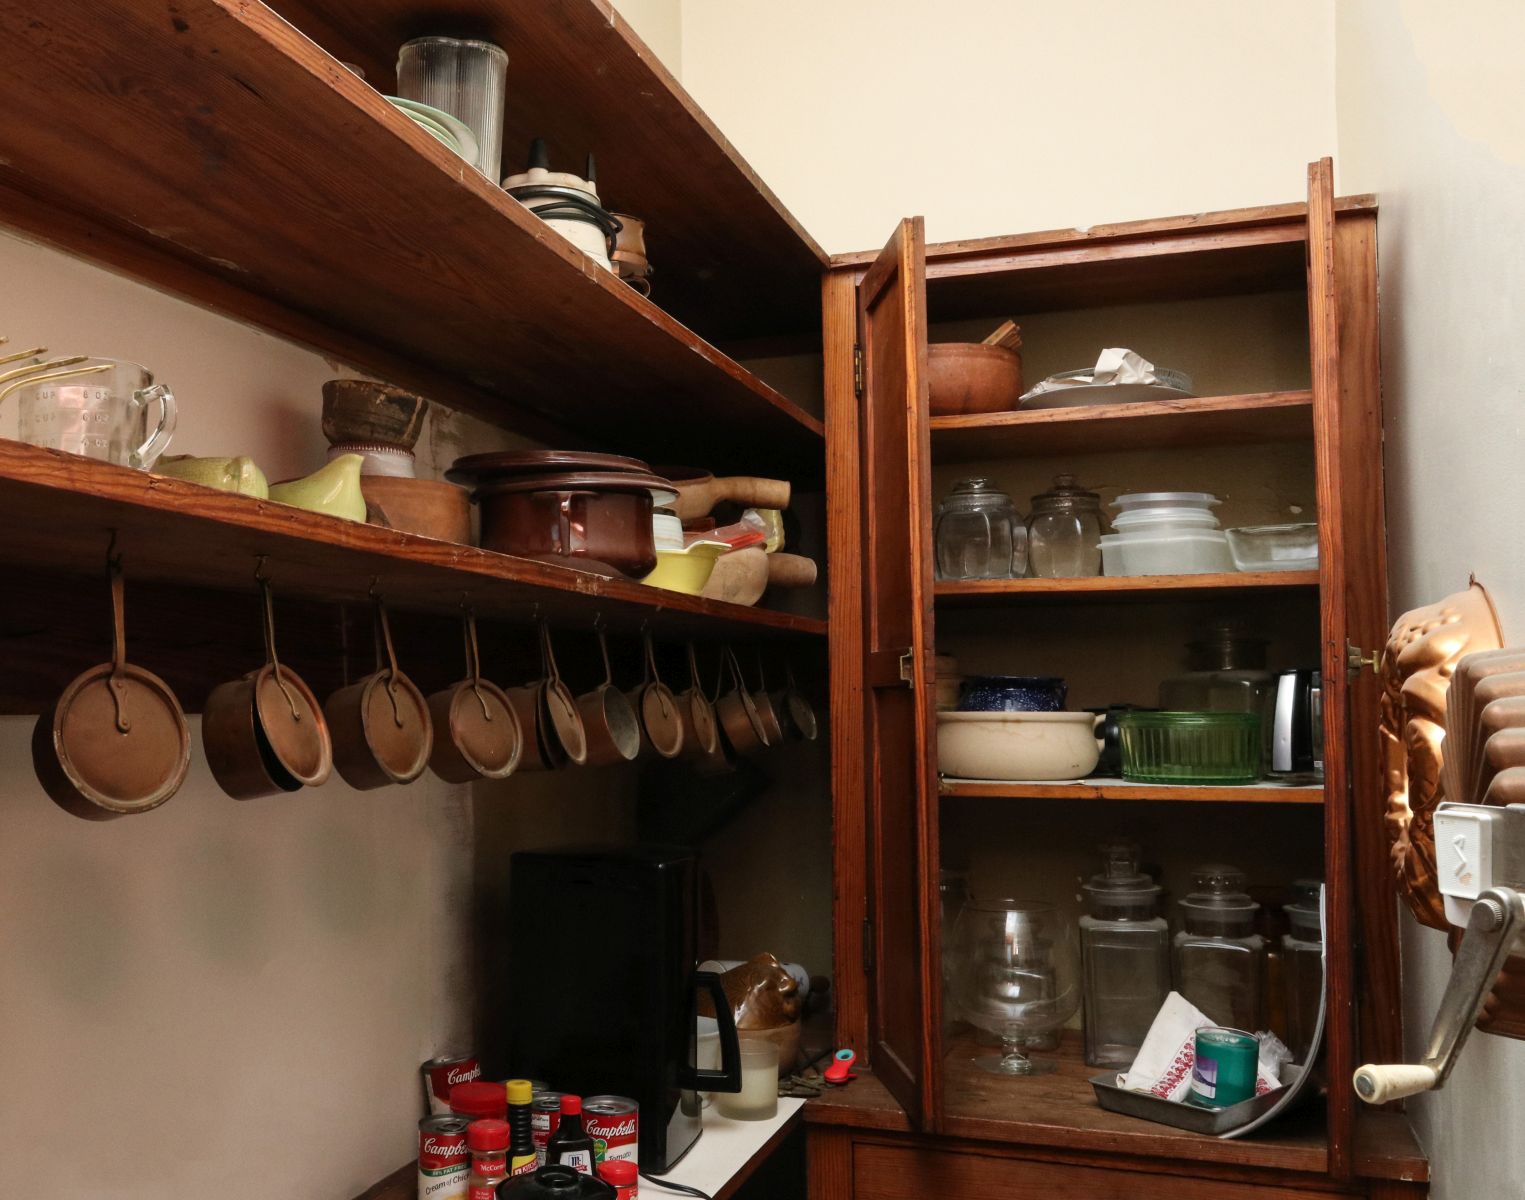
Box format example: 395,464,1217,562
927,343,1022,416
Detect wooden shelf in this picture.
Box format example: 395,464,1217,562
930,391,1313,462
940,776,1324,804
0,0,823,477
0,442,826,639
935,572,1319,605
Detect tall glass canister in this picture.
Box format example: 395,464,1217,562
1282,879,1324,1061
1173,864,1265,1030
1080,843,1171,1067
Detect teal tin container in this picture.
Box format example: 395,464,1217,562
1189,1027,1259,1108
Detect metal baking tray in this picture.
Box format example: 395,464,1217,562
1089,1065,1303,1136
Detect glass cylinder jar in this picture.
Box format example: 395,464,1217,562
1080,843,1171,1067
1282,879,1323,1061
1026,474,1103,577
1173,864,1265,1029
934,478,1025,579
1159,622,1278,768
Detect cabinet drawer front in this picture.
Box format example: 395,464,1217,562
853,1143,1338,1200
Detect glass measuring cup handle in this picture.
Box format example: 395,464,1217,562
130,383,176,470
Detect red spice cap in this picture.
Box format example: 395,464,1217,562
451,1080,508,1120
599,1160,638,1184
559,1094,582,1115
466,1118,510,1152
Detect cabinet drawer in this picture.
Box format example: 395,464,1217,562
853,1143,1338,1200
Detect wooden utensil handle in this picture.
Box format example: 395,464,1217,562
982,319,1022,351
767,553,818,588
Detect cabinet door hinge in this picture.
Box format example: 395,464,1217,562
853,344,864,398
862,918,875,974
1347,640,1382,678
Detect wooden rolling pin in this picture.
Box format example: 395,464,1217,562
766,553,818,589
668,471,791,521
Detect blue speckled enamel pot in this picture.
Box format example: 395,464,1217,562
958,675,1068,713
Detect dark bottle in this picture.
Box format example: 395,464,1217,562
546,1094,596,1176
506,1078,538,1177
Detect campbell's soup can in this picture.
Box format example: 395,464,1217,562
531,1090,562,1166
417,1114,470,1200
584,1095,639,1165
421,1054,482,1116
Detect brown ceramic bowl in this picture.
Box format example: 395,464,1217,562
322,379,429,449
927,343,1022,416
361,476,471,543
474,478,672,577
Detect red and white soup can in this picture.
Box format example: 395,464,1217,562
584,1095,639,1166
421,1055,482,1116
418,1114,470,1200
531,1090,562,1166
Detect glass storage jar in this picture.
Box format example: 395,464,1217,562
1026,474,1103,577
1159,623,1278,768
1080,843,1171,1067
1282,879,1324,1062
934,478,1025,579
1173,864,1265,1029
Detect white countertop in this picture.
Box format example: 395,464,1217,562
639,1098,806,1198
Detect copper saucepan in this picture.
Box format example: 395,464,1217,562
778,659,819,742
750,650,786,745
33,555,191,819
576,627,642,766
714,645,769,757
428,607,522,783
676,642,720,762
537,621,588,767
203,573,332,799
325,593,433,789
627,630,684,759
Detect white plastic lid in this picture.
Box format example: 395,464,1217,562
1111,492,1222,512
1111,508,1222,529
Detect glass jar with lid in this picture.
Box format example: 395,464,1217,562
1282,879,1324,1061
1173,864,1265,1029
1080,843,1171,1067
1159,622,1278,768
1026,474,1103,577
934,478,1026,579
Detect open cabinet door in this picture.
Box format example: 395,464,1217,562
856,217,942,1128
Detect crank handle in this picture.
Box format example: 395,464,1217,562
1354,886,1525,1105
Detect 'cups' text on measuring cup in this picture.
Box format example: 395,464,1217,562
11,358,176,470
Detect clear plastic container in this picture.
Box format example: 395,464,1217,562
1118,711,1261,784
1080,843,1171,1067
1111,492,1221,514
1111,507,1221,531
1108,529,1234,576
1160,624,1277,768
1282,879,1323,1062
1026,474,1102,577
935,478,1025,579
1225,523,1319,572
1173,864,1265,1029
397,37,509,179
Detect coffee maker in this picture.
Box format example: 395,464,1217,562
487,845,741,1172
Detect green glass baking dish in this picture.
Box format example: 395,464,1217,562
1118,711,1262,785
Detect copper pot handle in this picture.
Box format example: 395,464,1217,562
539,620,564,686
106,555,131,733
597,627,616,688
373,592,405,727
687,642,704,693
461,605,491,720
644,631,674,719
258,568,301,721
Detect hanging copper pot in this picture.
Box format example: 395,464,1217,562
750,650,786,744
576,627,642,766
33,555,191,819
203,572,332,800
537,622,587,767
676,642,720,761
627,630,684,759
428,606,522,783
325,592,433,789
715,645,769,757
777,659,819,742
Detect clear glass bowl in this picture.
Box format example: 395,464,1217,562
1225,522,1319,572
1118,711,1261,784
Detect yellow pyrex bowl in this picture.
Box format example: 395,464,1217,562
640,541,729,594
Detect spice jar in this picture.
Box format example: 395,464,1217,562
934,478,1025,579
1026,474,1103,577
466,1118,510,1200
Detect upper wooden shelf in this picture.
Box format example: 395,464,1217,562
935,572,1319,605
0,442,826,640
0,0,823,478
940,777,1324,804
930,390,1313,462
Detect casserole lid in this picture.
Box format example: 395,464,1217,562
472,470,677,504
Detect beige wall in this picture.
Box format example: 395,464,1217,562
679,0,1336,253
612,0,683,71
1337,3,1525,1195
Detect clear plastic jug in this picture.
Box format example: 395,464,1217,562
9,358,176,470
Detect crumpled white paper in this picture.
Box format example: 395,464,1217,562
1117,991,1290,1103
1023,347,1160,400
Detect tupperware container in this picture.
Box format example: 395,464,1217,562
1119,711,1261,784
1105,529,1235,576
1225,522,1319,572
1111,492,1221,514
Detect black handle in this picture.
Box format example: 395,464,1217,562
680,970,742,1093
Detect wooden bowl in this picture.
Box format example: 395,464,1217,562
927,343,1022,415
361,476,471,543
322,379,429,449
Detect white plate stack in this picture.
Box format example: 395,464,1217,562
1100,492,1236,576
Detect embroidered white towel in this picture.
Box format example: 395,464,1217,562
1117,992,1288,1102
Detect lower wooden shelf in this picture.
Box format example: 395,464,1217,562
940,776,1325,804
935,572,1320,605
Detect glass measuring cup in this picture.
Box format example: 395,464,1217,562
7,357,176,469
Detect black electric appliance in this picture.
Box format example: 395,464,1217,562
492,845,741,1172
1271,668,1324,781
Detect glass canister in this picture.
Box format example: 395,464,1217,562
1026,474,1103,577
1080,843,1171,1067
934,478,1025,579
1159,623,1278,768
1173,864,1265,1029
1282,879,1324,1062
397,37,510,179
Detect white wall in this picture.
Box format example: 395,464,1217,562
679,0,1336,253
612,0,683,72
1337,4,1525,1196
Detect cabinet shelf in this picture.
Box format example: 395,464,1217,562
940,777,1323,804
935,572,1319,605
930,390,1313,462
0,443,826,639
0,0,824,477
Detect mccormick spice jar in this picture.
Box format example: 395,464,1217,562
583,1095,638,1165
417,1114,470,1200
598,1159,638,1198
466,1118,509,1200
421,1055,482,1116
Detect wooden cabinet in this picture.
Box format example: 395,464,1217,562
816,162,1424,1195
